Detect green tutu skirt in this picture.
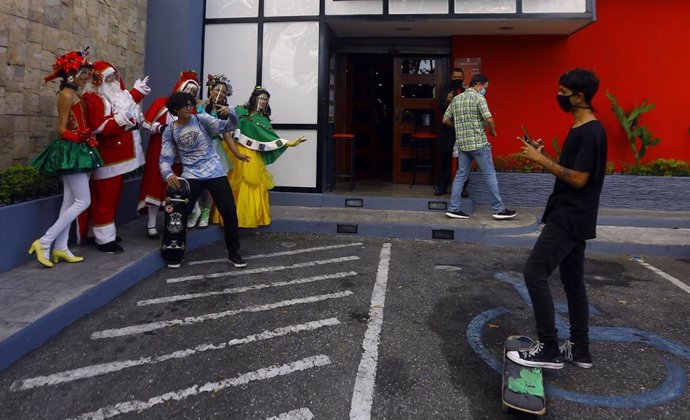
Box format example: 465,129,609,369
31,137,104,175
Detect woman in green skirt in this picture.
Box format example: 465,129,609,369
29,48,103,267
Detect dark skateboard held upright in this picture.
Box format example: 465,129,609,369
161,178,190,267
502,335,546,416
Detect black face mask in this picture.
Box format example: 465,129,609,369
556,94,576,112
451,79,464,90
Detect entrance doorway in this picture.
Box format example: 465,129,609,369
334,54,448,188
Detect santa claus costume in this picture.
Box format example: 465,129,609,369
78,61,150,253
136,70,200,239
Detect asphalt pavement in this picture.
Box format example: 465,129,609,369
0,196,688,418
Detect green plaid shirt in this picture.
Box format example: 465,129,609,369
443,88,492,151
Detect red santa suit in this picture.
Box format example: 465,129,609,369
78,61,149,251
137,71,200,214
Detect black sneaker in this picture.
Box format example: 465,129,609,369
228,252,247,268
445,210,470,219
167,262,181,269
506,341,564,369
559,340,593,369
97,241,123,254
492,209,517,220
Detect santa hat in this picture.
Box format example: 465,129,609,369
91,60,125,89
44,47,92,83
171,70,200,95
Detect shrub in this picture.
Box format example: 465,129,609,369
494,153,544,173
0,165,62,206
622,159,690,176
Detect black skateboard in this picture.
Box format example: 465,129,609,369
161,178,190,268
502,335,546,416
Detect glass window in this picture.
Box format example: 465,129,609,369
204,24,258,104
400,59,437,75
265,0,319,16
401,84,436,99
325,0,383,15
262,21,319,124
522,0,586,13
389,0,448,15
455,0,516,14
267,129,317,188
206,0,258,18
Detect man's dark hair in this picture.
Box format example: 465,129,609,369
451,67,464,75
166,92,196,116
559,68,599,105
469,74,488,87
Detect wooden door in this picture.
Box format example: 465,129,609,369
392,57,447,184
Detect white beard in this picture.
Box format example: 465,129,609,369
100,80,145,125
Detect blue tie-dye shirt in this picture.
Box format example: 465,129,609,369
159,112,237,181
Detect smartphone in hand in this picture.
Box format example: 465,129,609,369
521,125,538,147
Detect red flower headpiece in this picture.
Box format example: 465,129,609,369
44,47,91,83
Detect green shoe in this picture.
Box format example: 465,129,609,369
198,208,211,228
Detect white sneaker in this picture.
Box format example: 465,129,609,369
187,208,200,228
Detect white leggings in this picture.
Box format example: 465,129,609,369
40,173,91,250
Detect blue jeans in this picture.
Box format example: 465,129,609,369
448,144,505,213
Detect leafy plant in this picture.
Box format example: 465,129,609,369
621,158,690,176
494,153,544,173
606,91,661,171
0,165,62,206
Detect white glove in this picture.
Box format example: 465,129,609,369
146,122,165,133
113,111,136,130
134,75,151,95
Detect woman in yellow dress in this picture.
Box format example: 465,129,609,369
228,86,305,228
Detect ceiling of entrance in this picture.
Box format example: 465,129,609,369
327,17,593,37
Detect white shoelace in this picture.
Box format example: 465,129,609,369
560,340,573,360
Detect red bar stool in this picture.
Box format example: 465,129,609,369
333,133,356,191
410,132,437,187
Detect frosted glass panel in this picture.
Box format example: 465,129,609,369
389,0,448,15
265,0,319,16
325,0,383,15
522,0,586,13
267,129,317,188
262,22,319,125
455,0,516,14
204,24,257,107
206,0,258,18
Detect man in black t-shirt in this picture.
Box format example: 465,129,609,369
435,67,469,197
506,69,607,370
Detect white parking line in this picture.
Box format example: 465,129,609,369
267,408,314,420
12,318,341,391
91,291,353,340
189,242,364,265
349,243,392,420
167,256,360,283
634,257,690,294
139,271,358,306
69,355,332,420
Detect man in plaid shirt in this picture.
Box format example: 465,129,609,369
442,73,517,220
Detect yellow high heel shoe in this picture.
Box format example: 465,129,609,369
28,240,53,268
52,248,84,263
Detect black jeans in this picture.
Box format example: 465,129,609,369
523,222,589,351
187,177,240,253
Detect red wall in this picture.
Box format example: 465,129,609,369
452,0,690,168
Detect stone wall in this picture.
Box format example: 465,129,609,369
0,0,148,169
